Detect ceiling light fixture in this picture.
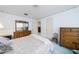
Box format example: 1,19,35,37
33,5,38,7
24,13,28,16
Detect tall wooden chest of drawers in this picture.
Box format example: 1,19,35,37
60,28,79,50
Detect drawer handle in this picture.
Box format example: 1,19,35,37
77,34,79,35
73,42,79,45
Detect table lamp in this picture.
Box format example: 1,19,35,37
0,23,4,29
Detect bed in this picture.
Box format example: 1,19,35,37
2,34,53,54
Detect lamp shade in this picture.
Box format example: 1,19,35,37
0,23,4,29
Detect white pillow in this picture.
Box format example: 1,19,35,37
0,37,10,45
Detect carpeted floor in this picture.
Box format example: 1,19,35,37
52,43,74,54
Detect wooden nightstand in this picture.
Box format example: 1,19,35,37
0,35,12,39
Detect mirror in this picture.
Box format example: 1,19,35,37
15,20,29,31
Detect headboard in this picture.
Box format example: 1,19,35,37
13,30,31,38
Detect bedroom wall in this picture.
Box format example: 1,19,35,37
32,19,38,34
53,7,79,34
40,7,79,40
0,12,33,36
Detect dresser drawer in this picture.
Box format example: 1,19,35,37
61,40,75,49
63,32,79,36
60,28,70,32
14,31,31,38
71,29,79,32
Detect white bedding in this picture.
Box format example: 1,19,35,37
6,34,53,54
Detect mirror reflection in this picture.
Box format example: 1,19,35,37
15,20,29,31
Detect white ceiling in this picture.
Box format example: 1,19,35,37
0,5,78,19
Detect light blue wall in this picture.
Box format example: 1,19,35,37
53,7,79,34
40,7,79,40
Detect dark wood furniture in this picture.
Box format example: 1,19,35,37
13,30,31,38
60,27,79,50
0,35,12,39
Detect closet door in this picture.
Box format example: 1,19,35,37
46,18,53,39
41,17,53,39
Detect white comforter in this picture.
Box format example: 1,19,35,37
6,34,53,54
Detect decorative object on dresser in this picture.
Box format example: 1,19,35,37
13,30,31,38
60,27,79,50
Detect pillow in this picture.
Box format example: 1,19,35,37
0,37,13,53
0,43,13,54
0,37,10,45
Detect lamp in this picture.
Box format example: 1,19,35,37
0,23,4,29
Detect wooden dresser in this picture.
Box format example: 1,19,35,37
60,28,79,50
13,30,31,38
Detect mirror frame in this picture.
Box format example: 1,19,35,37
15,20,29,31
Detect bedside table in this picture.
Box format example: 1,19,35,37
0,35,12,39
